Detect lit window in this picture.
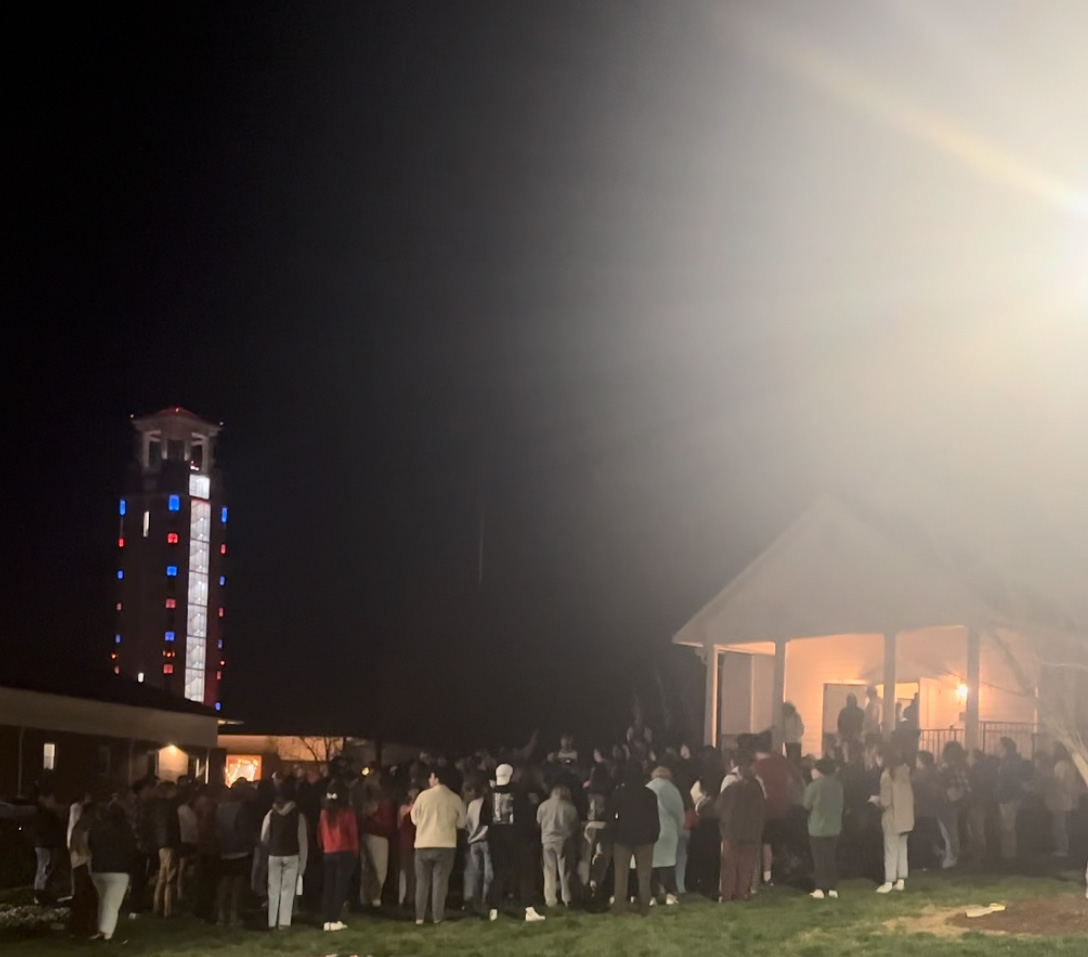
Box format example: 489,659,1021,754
142,511,150,537
168,494,180,512
137,672,144,683
119,499,126,516
165,598,176,609
219,659,225,667
221,507,228,524
188,474,210,499
116,602,123,611
218,607,224,618
116,570,124,580
114,665,120,674
110,652,117,660
118,537,125,548
43,743,56,770
215,702,221,712
167,532,179,544
166,565,177,577
219,576,226,586
216,670,222,681
220,544,227,555
163,664,174,675
165,631,175,642
115,634,121,644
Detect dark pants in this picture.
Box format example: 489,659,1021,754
193,853,218,921
651,865,677,897
414,847,455,923
810,836,839,891
487,828,538,910
611,843,653,915
688,818,721,898
786,743,802,764
322,851,356,925
68,864,99,936
720,839,758,902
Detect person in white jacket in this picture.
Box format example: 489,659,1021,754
410,768,466,926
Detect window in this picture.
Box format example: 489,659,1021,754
118,537,125,548
166,565,178,577
216,670,222,681
217,639,223,649
43,743,56,770
110,651,117,660
148,438,162,467
115,634,121,644
167,532,179,544
163,664,174,675
143,511,150,537
119,499,126,516
167,439,184,461
114,665,120,674
218,607,224,618
165,598,176,609
215,702,221,712
221,507,228,524
116,570,124,580
188,474,210,499
165,631,175,642
116,602,123,611
220,544,227,555
219,576,226,586
168,494,180,512
137,671,145,683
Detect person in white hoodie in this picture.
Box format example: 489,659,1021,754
411,767,466,925
260,779,309,930
537,784,580,908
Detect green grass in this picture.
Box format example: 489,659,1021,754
2,874,1084,957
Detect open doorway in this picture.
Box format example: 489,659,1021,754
822,681,920,746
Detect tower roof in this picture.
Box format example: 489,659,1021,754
133,406,221,435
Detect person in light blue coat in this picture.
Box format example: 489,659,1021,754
646,767,685,904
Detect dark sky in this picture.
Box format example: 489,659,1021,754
7,2,1088,748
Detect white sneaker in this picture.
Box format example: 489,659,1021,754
322,923,331,931
415,919,424,926
328,921,347,931
665,894,680,906
810,890,825,900
828,890,839,899
649,897,657,907
895,880,906,891
525,907,546,922
608,896,615,905
371,899,381,908
489,909,498,921
876,883,894,894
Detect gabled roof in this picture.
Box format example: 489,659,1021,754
674,476,1088,648
133,407,220,433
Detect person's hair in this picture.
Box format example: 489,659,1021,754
651,765,672,781
551,784,572,802
916,751,935,768
814,757,837,776
431,765,453,789
866,685,877,696
942,741,965,764
753,730,773,754
1000,737,1018,755
106,800,128,827
736,733,757,753
782,701,796,716
275,777,297,804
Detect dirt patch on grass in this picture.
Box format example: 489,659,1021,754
883,904,970,938
947,894,1088,937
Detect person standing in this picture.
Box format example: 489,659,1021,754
215,780,259,928
151,780,182,918
995,738,1028,863
89,802,137,941
803,757,844,899
462,780,493,916
397,786,419,908
411,767,467,926
1046,744,1077,859
965,749,994,867
646,766,685,905
872,748,914,893
716,754,765,903
31,791,64,904
67,795,98,937
537,784,580,908
261,778,309,930
609,764,660,916
486,763,546,922
359,773,396,908
782,703,805,765
837,695,865,756
863,686,883,739
938,742,969,869
318,780,358,932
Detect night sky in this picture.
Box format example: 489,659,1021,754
8,3,1088,749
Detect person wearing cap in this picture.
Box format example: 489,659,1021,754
486,763,546,922
410,766,466,925
803,758,844,900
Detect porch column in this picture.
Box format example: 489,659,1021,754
882,631,897,739
772,639,787,752
965,626,981,750
703,643,720,747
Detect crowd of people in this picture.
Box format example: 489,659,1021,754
26,711,1088,940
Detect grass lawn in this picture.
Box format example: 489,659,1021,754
3,874,1085,957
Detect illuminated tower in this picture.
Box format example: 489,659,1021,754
116,407,227,709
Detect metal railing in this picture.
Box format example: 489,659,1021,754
916,722,1041,759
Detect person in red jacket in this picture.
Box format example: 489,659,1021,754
358,773,397,908
318,783,359,932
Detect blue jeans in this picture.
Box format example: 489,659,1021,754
675,828,690,895
464,841,493,913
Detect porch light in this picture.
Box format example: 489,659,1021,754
956,683,969,703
